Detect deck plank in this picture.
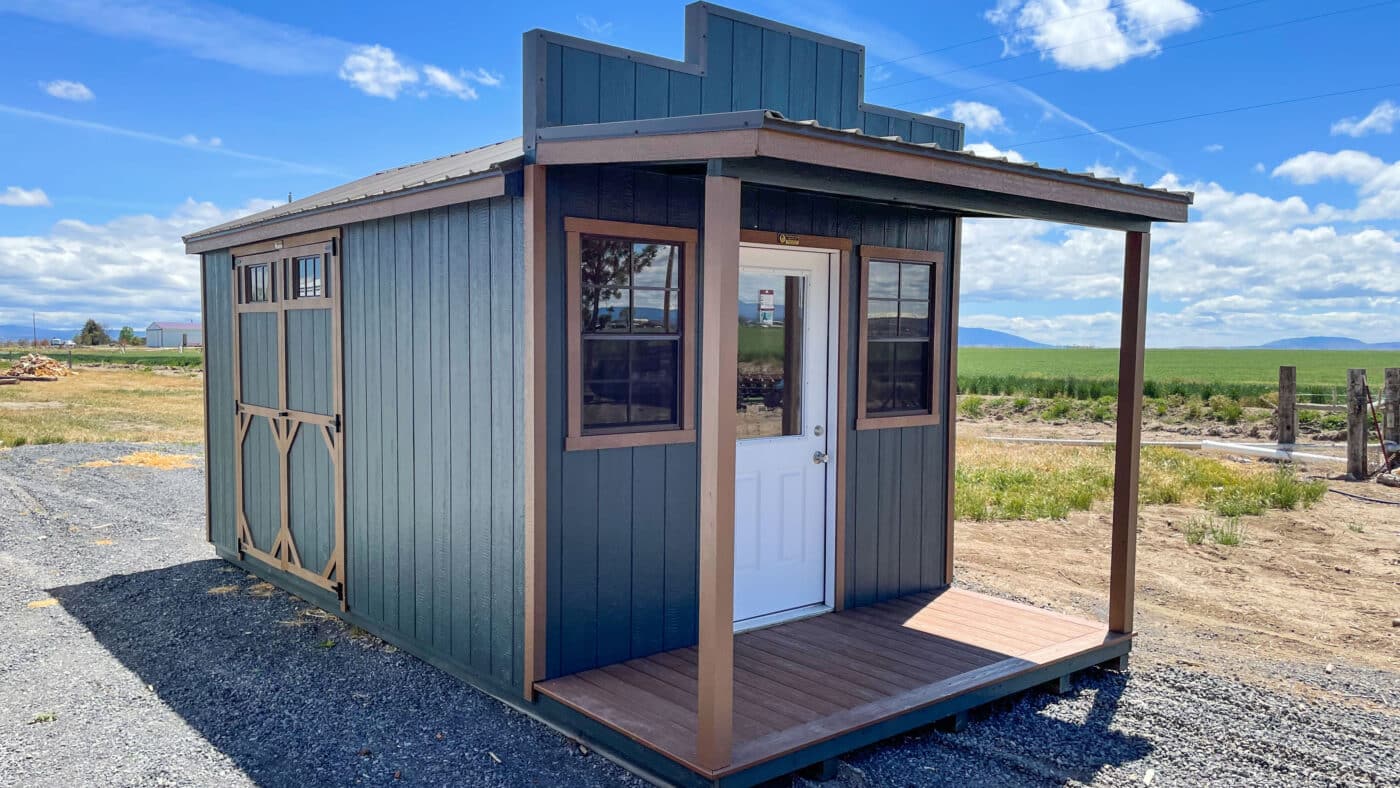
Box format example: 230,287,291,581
536,589,1126,782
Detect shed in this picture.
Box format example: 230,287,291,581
146,321,202,348
184,5,1191,785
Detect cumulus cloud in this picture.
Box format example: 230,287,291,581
959,168,1400,347
0,187,51,207
1331,100,1399,138
930,101,1007,133
963,141,1027,163
986,0,1203,71
40,79,94,101
1086,161,1137,183
1272,150,1400,222
0,197,278,331
339,45,418,99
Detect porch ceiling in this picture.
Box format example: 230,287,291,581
533,110,1192,232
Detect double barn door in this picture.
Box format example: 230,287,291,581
231,232,346,605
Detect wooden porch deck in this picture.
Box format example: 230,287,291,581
536,588,1130,786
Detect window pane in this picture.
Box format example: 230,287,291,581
629,340,678,426
632,243,678,289
295,255,322,298
631,288,679,333
866,341,895,414
582,381,630,430
898,300,929,338
900,263,930,300
868,261,900,299
582,339,628,382
738,273,803,439
581,237,631,327
893,342,930,412
868,299,899,339
585,290,630,333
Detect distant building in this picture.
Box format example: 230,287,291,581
145,321,202,348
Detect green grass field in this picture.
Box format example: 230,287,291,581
0,346,205,369
958,348,1399,403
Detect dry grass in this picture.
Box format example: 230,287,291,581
78,450,199,470
0,368,203,447
207,585,241,595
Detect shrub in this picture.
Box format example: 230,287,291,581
1043,398,1074,420
1012,396,1031,412
1210,517,1245,546
1089,396,1115,422
1208,395,1243,425
1183,516,1209,545
1298,409,1320,424
959,395,985,419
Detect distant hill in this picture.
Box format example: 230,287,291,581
959,327,1052,349
0,324,79,343
1257,336,1400,350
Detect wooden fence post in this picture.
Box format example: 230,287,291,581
1385,368,1400,450
1277,366,1297,445
1346,369,1367,480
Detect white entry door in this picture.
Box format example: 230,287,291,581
733,245,835,626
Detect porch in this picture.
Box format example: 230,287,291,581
537,588,1130,786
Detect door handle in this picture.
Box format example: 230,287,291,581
813,451,830,464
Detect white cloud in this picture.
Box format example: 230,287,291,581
0,187,51,207
931,100,1007,133
964,141,1026,163
8,0,500,101
986,0,1203,71
339,45,418,99
1253,162,1266,174
461,67,503,88
959,168,1400,347
178,133,221,147
1272,150,1400,222
1331,100,1399,138
1203,143,1224,153
40,80,94,101
423,65,477,101
1086,161,1137,183
0,197,279,331
577,14,614,37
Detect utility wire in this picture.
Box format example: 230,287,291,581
868,0,1270,95
870,0,1151,67
1004,80,1400,147
892,0,1400,109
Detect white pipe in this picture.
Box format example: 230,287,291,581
1199,440,1346,465
981,436,1200,449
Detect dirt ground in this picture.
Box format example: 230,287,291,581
956,418,1400,691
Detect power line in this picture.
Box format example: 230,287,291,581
892,0,1400,110
1005,80,1400,148
869,0,1150,67
868,0,1269,95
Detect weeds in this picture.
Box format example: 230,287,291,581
1183,516,1210,545
959,395,985,419
1042,398,1075,420
1210,517,1245,546
1012,396,1031,412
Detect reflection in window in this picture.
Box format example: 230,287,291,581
579,235,683,432
243,263,271,303
867,261,933,415
737,272,804,439
294,255,323,298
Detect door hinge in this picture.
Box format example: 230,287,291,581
334,413,342,433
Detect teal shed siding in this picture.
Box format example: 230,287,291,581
527,5,962,154
342,198,527,692
202,251,237,552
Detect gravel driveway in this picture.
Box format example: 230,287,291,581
2,442,1397,787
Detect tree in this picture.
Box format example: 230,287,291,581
118,326,136,344
74,319,111,346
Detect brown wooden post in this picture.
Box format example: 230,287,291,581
522,164,548,701
697,173,740,771
1277,366,1297,445
1347,368,1368,480
944,217,962,586
1385,368,1400,450
1109,231,1149,635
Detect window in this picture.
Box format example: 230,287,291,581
857,246,946,429
242,263,271,303
566,218,697,450
292,254,324,299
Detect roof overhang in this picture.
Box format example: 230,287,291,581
534,111,1191,232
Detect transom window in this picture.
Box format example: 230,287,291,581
242,263,271,304
857,247,946,429
293,254,324,299
566,218,697,451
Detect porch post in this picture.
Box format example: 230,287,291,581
697,173,740,770
1109,231,1149,634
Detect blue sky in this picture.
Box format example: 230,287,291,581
1,0,1398,346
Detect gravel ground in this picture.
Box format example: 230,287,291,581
2,442,1397,787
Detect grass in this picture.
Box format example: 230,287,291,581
0,346,204,369
958,348,1396,403
955,439,1327,522
0,368,204,447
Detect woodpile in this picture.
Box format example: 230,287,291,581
3,353,75,381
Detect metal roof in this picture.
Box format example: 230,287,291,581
184,137,525,242
148,322,201,331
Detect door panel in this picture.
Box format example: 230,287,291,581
231,235,347,605
733,246,833,624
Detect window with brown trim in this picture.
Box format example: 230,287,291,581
856,246,946,430
566,217,698,451
292,254,325,299
242,262,272,304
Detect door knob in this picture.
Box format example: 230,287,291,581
813,451,830,464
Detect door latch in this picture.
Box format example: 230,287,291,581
813,451,830,464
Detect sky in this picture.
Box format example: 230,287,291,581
0,0,1397,347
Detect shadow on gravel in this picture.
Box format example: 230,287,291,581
48,559,629,787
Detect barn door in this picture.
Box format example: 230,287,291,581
231,232,346,607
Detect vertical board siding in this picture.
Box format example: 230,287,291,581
286,308,333,415
202,251,237,551
342,198,526,691
536,9,964,150
242,417,281,551
287,426,334,572
238,313,278,409
545,165,703,679
742,184,954,609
